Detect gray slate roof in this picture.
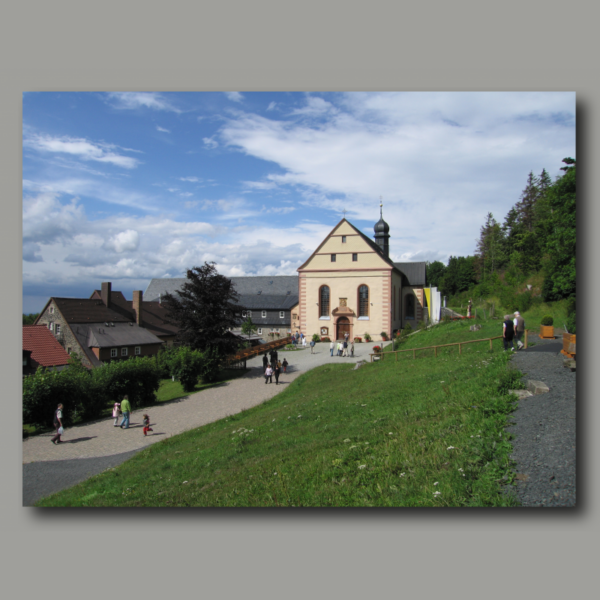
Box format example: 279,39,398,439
145,277,299,309
86,322,164,348
393,262,427,286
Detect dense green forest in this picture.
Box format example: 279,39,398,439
426,158,576,329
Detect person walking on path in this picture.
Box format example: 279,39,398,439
112,402,121,427
119,395,132,429
302,335,307,348
342,340,348,357
330,340,335,356
274,361,281,385
142,414,154,436
337,341,343,357
264,365,273,384
514,311,525,349
502,315,516,351
282,358,288,373
50,403,64,444
350,341,354,357
262,354,269,369
310,339,315,354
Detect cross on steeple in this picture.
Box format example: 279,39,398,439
343,208,347,218
379,195,383,217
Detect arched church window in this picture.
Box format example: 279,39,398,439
320,285,330,317
358,285,369,317
405,293,415,320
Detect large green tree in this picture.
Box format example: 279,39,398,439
426,261,446,289
475,212,504,281
542,158,576,301
163,262,242,354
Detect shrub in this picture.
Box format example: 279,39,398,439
565,312,576,334
541,315,554,326
311,333,320,343
364,332,372,342
380,331,389,341
403,322,413,334
515,291,533,314
321,336,331,343
167,346,204,392
354,337,362,343
93,356,161,411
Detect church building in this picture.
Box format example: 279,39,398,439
143,206,428,344
292,205,427,343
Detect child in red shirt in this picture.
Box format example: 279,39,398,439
142,414,154,436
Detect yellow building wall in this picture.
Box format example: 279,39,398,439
301,270,392,342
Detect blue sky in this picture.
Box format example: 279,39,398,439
22,91,576,313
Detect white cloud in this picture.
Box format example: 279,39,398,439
180,192,193,197
179,176,200,182
225,92,244,103
106,92,181,113
103,229,140,253
290,96,338,117
203,136,218,149
242,180,278,191
266,101,277,111
23,133,140,169
156,126,171,133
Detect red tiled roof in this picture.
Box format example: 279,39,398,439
23,325,71,368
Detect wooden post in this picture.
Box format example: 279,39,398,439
524,329,528,350
395,352,398,362
489,339,493,352
413,349,416,359
459,343,462,355
434,346,437,357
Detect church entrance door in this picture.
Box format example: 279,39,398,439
336,317,351,340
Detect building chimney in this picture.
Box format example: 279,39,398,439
133,290,143,326
101,282,112,308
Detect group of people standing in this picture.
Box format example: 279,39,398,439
502,310,526,351
262,351,288,385
330,338,354,357
50,394,156,446
291,332,306,347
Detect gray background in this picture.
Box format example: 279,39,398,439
2,1,595,599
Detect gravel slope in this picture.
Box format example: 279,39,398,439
505,337,576,507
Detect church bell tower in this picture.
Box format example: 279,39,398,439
374,198,390,258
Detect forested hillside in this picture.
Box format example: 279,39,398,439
426,158,576,329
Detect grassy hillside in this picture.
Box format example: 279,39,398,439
37,317,523,507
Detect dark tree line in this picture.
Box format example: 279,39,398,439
426,158,576,302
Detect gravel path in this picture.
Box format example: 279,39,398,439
23,343,370,505
505,333,576,507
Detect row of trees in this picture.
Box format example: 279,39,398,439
426,158,576,303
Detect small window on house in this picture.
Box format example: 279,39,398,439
121,348,128,357
262,310,266,318
352,253,358,261
257,328,262,335
48,322,53,330
275,328,280,333
279,311,284,319
67,347,72,354
342,236,347,243
135,346,141,355
247,310,252,317
49,306,54,314
292,313,298,320
331,254,336,262
241,310,246,318
55,324,61,335
111,348,117,358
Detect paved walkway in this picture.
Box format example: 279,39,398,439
23,343,371,464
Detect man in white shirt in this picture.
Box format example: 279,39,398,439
513,311,525,349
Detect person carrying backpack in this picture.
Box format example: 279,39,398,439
310,339,315,354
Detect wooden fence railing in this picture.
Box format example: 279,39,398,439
369,330,529,362
225,336,293,367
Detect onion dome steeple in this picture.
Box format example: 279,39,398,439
374,197,390,258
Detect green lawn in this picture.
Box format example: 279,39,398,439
36,319,523,507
